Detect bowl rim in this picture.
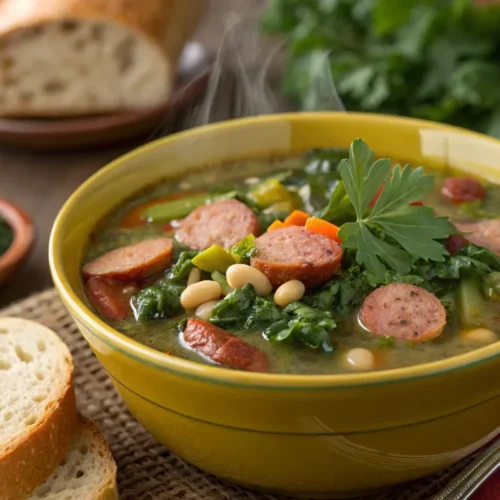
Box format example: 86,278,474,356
49,112,500,389
0,198,34,282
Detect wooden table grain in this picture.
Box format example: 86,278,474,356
0,0,266,307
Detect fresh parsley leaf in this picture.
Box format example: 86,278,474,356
261,0,500,138
318,180,355,224
338,139,454,281
339,139,390,218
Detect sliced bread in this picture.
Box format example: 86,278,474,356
0,317,78,500
29,418,118,500
0,0,204,117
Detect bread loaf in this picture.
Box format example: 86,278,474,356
0,0,206,116
0,317,78,500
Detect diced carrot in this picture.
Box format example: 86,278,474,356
283,210,310,227
305,217,342,243
267,220,287,231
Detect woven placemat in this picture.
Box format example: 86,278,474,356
0,288,483,500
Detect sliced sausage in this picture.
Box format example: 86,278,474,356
175,199,260,250
360,284,446,342
441,177,485,204
85,277,136,320
183,318,269,372
82,237,173,280
456,219,500,254
251,226,343,290
445,234,468,255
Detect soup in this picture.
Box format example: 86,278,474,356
81,139,500,374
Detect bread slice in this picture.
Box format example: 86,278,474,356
0,0,205,117
0,317,78,500
29,418,118,500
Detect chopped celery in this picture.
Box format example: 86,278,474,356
457,278,485,327
483,272,500,301
141,193,211,222
211,271,233,295
191,245,238,273
248,179,293,209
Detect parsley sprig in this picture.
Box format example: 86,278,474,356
338,139,455,281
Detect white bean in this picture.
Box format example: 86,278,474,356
187,267,201,286
226,264,272,297
195,299,221,321
461,328,497,344
345,348,375,371
274,280,306,307
180,281,221,310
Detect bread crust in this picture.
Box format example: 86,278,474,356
0,318,78,500
0,0,206,59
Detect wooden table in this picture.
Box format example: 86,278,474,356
0,0,265,307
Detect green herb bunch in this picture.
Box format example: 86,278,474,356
261,0,500,137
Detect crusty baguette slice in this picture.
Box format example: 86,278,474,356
0,317,78,500
0,0,205,117
28,418,118,500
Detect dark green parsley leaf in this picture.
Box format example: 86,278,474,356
339,139,390,218
338,139,454,281
319,180,355,224
340,222,413,280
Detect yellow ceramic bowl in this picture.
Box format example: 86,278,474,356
49,113,500,498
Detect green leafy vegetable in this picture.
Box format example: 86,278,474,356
229,234,258,262
338,139,454,281
261,0,500,137
245,297,285,330
318,181,355,225
132,283,184,321
167,251,199,282
0,218,13,256
209,284,335,352
209,284,257,329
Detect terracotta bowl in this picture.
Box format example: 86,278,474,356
0,199,34,286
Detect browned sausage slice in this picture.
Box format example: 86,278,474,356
183,318,269,372
251,226,343,289
456,219,500,254
175,199,260,250
82,237,173,280
85,277,135,321
360,284,446,342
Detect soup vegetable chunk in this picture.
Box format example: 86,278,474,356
82,139,500,374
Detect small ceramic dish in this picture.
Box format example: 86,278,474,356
0,198,34,286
